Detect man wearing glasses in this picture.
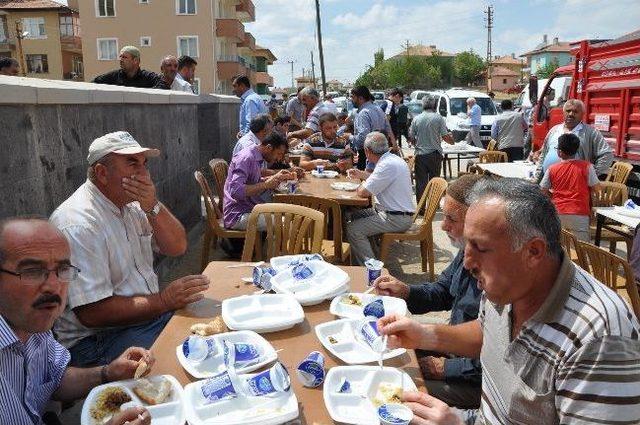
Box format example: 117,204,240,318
0,217,152,425
50,131,210,367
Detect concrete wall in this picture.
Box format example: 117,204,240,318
0,76,239,234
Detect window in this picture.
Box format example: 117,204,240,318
22,18,46,39
503,78,507,84
97,38,118,60
192,78,200,95
176,0,196,14
26,54,48,73
139,0,149,3
438,97,448,117
177,36,198,58
96,0,116,17
59,15,80,37
140,36,151,47
0,17,7,42
72,56,83,76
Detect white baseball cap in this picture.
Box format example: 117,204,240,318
87,131,160,165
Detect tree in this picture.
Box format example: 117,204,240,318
453,50,485,86
374,48,384,67
536,58,560,79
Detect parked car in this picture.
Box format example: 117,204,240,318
409,90,430,101
406,100,423,130
371,91,386,101
430,88,498,143
333,96,354,114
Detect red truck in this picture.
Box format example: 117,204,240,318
529,29,640,160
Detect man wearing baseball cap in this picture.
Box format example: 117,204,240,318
92,46,161,88
50,131,210,367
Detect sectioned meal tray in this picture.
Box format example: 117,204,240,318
176,330,277,379
323,366,417,424
315,319,406,364
330,182,360,191
183,376,299,425
81,375,184,425
311,170,339,178
329,293,408,319
269,260,350,306
222,294,305,333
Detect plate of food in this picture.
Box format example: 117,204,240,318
270,259,350,306
311,170,339,178
81,375,184,425
222,294,305,333
176,330,278,379
323,366,417,424
329,293,408,319
331,182,360,191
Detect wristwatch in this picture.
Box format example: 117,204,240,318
146,202,162,217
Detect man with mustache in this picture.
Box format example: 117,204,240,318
378,178,640,424
0,217,152,425
373,174,482,409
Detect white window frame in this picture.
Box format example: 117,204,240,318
22,17,47,39
192,77,201,95
0,17,7,42
177,35,199,58
176,0,197,15
95,0,116,18
96,37,118,61
139,0,150,3
140,36,151,47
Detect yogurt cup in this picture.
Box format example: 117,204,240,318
296,351,325,388
378,403,413,425
316,164,325,174
364,259,384,287
253,265,276,291
223,340,261,369
358,317,386,353
292,262,314,280
182,335,217,363
201,369,240,404
363,298,385,319
241,362,291,397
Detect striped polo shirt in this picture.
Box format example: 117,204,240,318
0,315,70,424
469,255,640,424
301,133,353,163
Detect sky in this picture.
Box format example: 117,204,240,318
246,0,640,88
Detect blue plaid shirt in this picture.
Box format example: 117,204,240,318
0,315,70,424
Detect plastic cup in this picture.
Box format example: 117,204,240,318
364,258,384,287
378,403,413,425
363,298,385,319
296,351,325,388
316,164,325,174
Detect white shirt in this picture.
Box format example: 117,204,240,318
171,76,193,93
323,100,338,115
363,151,415,213
50,180,159,348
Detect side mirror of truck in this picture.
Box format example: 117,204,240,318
529,76,538,105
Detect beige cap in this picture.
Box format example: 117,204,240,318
87,131,160,165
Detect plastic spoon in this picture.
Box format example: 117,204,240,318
378,335,388,370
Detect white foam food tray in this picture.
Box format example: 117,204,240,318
270,260,351,306
329,293,408,319
614,205,640,218
323,366,417,424
311,170,339,178
81,375,184,425
176,330,277,379
270,254,322,272
330,182,359,191
183,378,299,425
222,294,305,333
315,319,406,364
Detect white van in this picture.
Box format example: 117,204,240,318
428,89,498,143
410,90,430,101
514,76,571,109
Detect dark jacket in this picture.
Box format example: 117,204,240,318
92,68,160,88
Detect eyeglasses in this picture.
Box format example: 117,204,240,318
0,264,80,285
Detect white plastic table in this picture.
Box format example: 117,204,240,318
476,162,536,179
441,143,484,178
594,207,640,247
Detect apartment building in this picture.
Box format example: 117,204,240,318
73,0,275,95
0,0,83,80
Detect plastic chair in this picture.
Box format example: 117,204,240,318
379,177,448,280
241,203,325,262
589,181,631,254
486,139,498,151
606,161,633,185
194,170,246,271
478,150,508,163
560,228,586,267
209,158,229,212
578,240,640,319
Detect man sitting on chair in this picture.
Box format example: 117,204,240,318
299,113,354,173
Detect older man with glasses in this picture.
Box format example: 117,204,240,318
0,217,152,425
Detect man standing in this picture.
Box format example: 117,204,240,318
491,99,526,161
92,46,160,88
232,114,273,156
0,57,19,76
232,75,268,138
224,133,295,230
374,175,482,409
465,97,483,148
286,87,305,131
323,94,339,115
346,132,414,265
176,55,197,93
286,87,329,141
350,86,396,170
388,88,409,148
50,131,209,367
299,113,354,173
534,99,613,181
155,56,192,92
0,217,152,425
409,96,454,203
379,178,640,424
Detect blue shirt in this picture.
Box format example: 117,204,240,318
350,101,392,151
469,103,482,127
406,250,482,384
239,89,268,136
0,315,70,425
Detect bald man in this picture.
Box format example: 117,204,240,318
155,55,192,92
92,45,160,88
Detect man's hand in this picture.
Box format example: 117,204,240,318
377,315,427,350
265,169,295,189
403,391,463,425
347,169,368,181
336,159,350,173
418,356,446,380
160,275,210,310
105,347,155,382
313,159,331,167
122,173,158,213
106,407,151,425
290,167,305,179
374,275,410,299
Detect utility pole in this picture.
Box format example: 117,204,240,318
15,20,27,76
403,39,411,57
287,60,295,90
310,51,316,89
314,0,327,95
484,5,494,91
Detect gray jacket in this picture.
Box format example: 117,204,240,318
535,122,613,181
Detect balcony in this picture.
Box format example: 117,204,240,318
235,0,255,23
238,32,255,50
216,18,244,43
256,71,273,86
217,55,247,80
0,37,16,52
60,35,82,53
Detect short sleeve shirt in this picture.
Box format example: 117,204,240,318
410,111,449,156
362,152,415,213
305,102,330,133
540,159,598,216
301,133,353,163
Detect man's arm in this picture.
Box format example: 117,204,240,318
534,130,552,182
589,127,614,177
491,121,499,140
443,357,482,384
440,117,454,145
406,258,457,314
92,70,117,85
74,293,166,327
287,127,314,141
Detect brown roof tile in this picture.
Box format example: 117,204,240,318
0,0,68,9
490,66,520,77
492,55,525,65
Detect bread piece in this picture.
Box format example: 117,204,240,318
133,377,172,405
134,360,149,379
190,316,227,336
